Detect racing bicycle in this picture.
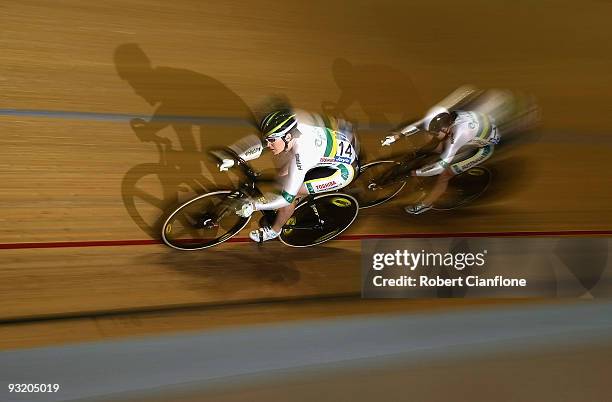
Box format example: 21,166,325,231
161,149,359,250
347,152,491,210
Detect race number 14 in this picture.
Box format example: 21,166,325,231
338,141,353,157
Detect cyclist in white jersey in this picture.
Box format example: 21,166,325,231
382,86,500,214
215,108,360,242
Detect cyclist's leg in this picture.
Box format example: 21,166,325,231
419,169,454,206
450,144,494,176
270,165,344,232
271,163,358,233
271,191,303,233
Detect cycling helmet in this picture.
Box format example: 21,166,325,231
427,112,454,133
259,109,297,139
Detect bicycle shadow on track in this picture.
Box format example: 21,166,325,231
114,43,256,239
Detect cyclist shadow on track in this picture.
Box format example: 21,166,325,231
146,243,361,290
322,58,424,130
114,43,256,239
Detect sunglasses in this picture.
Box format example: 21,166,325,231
265,137,279,144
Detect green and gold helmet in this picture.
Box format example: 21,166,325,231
259,109,297,139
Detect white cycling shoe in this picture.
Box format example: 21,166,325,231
404,203,433,215
249,226,280,243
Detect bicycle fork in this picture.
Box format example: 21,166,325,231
309,201,325,230
197,191,244,229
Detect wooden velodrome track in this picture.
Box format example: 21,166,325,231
1,1,612,346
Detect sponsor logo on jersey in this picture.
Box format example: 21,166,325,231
295,154,303,170
245,146,261,156
315,181,337,191
319,157,336,163
335,156,352,164
458,146,492,172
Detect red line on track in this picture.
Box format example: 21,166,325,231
1,230,610,250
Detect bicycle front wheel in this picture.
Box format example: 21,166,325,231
161,190,250,250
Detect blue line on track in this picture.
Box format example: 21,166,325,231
0,107,393,131
0,108,254,126
3,107,612,140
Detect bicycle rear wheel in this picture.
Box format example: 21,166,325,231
279,193,359,247
162,190,250,250
346,161,406,208
432,167,492,210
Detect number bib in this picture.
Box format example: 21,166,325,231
320,131,356,165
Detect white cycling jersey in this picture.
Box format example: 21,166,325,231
229,110,359,210
415,110,500,176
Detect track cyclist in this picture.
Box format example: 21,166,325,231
381,86,505,215
213,108,360,242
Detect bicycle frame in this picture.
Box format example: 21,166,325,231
209,148,332,233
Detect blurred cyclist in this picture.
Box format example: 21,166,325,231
381,86,501,214
213,108,360,242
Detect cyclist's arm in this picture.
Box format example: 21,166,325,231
413,132,463,177
382,118,425,145
413,159,449,177
254,154,306,210
130,108,171,142
228,134,265,162
398,119,425,136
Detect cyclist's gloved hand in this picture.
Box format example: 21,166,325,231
219,158,235,172
210,150,235,172
236,199,255,218
381,134,400,147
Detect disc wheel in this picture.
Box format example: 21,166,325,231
161,190,250,250
432,167,492,210
279,193,359,247
345,161,407,209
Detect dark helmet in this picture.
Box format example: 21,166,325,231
428,112,454,133
259,109,298,139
